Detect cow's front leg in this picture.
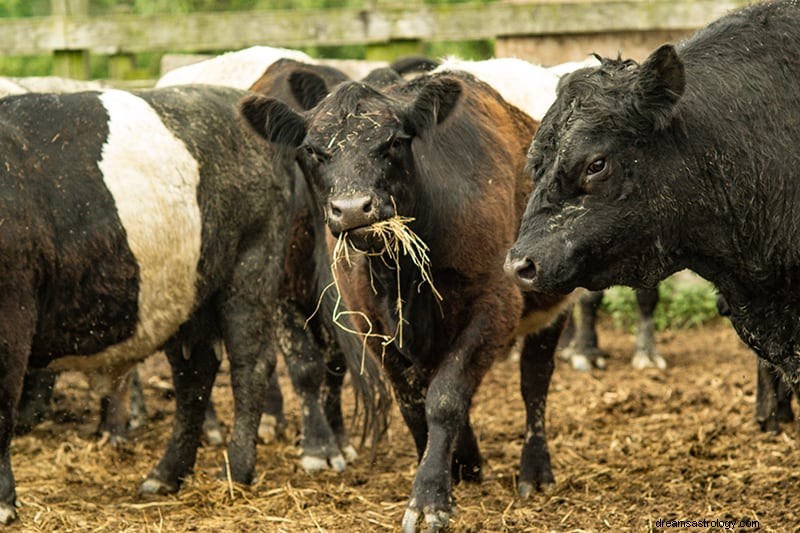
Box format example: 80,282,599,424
518,313,565,498
140,336,219,495
401,317,492,533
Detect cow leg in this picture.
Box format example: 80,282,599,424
451,418,481,483
128,367,148,431
218,242,283,485
279,302,347,472
91,364,137,445
518,314,565,499
0,288,36,524
381,351,429,461
201,394,225,446
258,370,286,444
560,290,605,371
140,338,219,495
321,346,358,463
631,287,666,370
15,368,57,435
755,359,794,433
402,316,494,533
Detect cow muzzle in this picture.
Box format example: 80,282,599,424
326,194,382,234
503,252,539,291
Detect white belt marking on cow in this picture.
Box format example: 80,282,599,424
50,90,203,372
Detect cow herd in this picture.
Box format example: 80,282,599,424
0,0,798,530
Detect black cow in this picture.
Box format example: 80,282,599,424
506,2,800,393
0,85,294,524
241,70,573,531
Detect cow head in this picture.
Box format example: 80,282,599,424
505,44,686,294
241,74,462,250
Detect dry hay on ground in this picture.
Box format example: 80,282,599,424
10,321,799,532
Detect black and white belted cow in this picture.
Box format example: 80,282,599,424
0,84,294,524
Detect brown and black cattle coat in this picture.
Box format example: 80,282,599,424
241,69,574,531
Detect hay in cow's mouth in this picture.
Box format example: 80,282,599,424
311,216,442,371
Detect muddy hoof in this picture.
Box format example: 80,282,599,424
0,502,18,525
632,351,667,370
139,477,177,496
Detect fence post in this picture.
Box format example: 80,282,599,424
51,0,90,79
365,0,424,62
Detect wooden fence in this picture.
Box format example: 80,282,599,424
0,0,751,81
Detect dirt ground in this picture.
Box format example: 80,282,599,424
9,319,799,532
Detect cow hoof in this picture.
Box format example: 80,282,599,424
257,415,285,444
341,444,358,463
401,507,420,533
204,427,224,446
632,351,667,370
517,480,555,499
0,503,18,525
569,354,594,372
300,452,347,473
139,477,177,496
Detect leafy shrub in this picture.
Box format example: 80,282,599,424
600,275,721,331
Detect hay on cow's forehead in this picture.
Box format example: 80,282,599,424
314,215,442,369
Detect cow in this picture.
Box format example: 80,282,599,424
0,84,295,524
240,67,575,531
505,1,800,400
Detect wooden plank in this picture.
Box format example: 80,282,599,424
0,0,752,56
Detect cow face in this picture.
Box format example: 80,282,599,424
506,45,686,294
241,75,461,250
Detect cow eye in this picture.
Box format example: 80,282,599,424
586,158,606,176
300,144,326,164
385,134,410,157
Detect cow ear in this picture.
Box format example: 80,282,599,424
636,44,685,130
288,70,330,110
239,94,306,147
405,77,462,136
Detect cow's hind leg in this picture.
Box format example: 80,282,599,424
258,371,286,444
15,368,57,435
0,287,36,524
451,419,481,483
279,301,347,472
140,335,219,495
560,290,605,371
518,314,565,499
631,287,666,370
321,346,358,463
755,359,794,433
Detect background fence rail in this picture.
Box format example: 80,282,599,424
0,0,752,80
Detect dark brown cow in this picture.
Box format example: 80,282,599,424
240,70,573,531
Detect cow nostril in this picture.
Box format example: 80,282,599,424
331,204,342,217
362,199,373,214
516,258,537,281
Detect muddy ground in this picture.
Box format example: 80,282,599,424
9,319,799,532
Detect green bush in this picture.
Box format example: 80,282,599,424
600,275,721,331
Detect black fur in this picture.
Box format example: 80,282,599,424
508,0,800,388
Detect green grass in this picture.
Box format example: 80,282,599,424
600,275,721,331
